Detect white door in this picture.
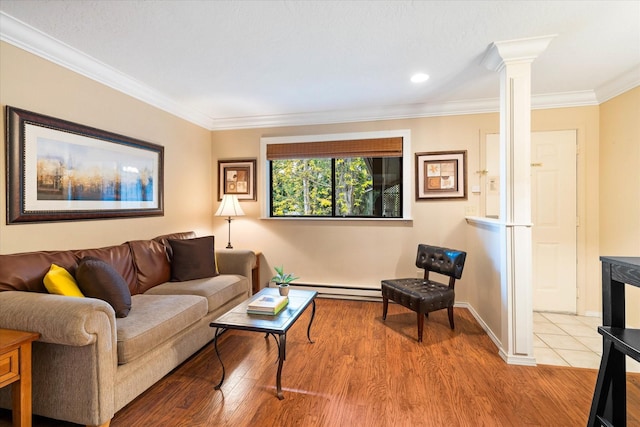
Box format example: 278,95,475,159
531,130,577,313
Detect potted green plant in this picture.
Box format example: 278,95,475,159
271,266,299,296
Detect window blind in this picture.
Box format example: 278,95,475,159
266,137,403,160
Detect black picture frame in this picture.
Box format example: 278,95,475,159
5,106,164,223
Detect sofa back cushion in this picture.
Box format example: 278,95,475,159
128,239,171,294
0,250,78,292
153,231,196,258
75,244,137,293
0,233,196,294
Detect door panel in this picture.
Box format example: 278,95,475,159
531,130,577,313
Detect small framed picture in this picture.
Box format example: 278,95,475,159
415,150,467,200
217,159,256,201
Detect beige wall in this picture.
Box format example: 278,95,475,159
2,39,635,332
211,105,604,329
0,42,214,253
599,86,640,327
212,115,496,296
463,220,503,339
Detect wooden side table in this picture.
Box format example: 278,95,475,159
0,329,40,427
252,251,262,294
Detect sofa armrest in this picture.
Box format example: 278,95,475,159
0,291,116,346
216,249,256,280
0,291,118,425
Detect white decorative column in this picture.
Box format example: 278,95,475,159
481,35,555,365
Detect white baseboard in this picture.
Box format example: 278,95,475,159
584,310,602,318
282,282,383,301
454,302,502,352
498,349,537,366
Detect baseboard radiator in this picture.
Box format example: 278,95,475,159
278,282,383,301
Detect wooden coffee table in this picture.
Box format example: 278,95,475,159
209,287,317,399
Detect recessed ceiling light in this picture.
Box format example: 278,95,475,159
411,73,430,83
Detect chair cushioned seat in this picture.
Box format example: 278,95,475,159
116,294,207,364
381,244,466,342
381,278,454,313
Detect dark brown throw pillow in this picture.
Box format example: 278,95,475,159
167,236,218,282
75,256,132,318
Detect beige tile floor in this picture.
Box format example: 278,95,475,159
533,311,640,373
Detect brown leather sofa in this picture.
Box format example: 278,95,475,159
0,231,255,427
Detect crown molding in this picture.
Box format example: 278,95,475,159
594,65,640,103
531,90,599,109
207,92,598,130
207,99,500,130
0,12,213,129
0,13,623,131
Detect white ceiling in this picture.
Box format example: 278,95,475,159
1,1,639,130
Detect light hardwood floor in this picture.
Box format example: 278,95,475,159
2,298,639,426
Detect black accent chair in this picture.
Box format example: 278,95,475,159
381,244,467,342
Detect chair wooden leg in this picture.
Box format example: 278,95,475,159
417,311,424,342
382,296,389,320
447,306,455,329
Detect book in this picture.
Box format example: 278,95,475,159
247,295,289,315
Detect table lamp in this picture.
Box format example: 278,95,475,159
215,194,245,249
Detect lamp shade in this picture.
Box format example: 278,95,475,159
215,194,245,217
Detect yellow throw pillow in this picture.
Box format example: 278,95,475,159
43,264,84,297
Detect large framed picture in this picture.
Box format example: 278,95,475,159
217,159,256,201
5,106,164,223
415,150,467,200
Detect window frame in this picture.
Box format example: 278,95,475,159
260,130,412,221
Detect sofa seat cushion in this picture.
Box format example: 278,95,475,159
115,294,207,364
144,275,248,314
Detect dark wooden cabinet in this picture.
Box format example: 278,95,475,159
588,256,640,427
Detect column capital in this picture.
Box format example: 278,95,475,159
481,35,556,71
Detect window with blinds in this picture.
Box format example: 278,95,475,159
265,136,405,218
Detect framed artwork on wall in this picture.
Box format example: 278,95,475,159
217,158,256,201
415,150,467,200
5,106,164,223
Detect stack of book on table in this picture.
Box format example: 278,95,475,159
247,294,289,315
